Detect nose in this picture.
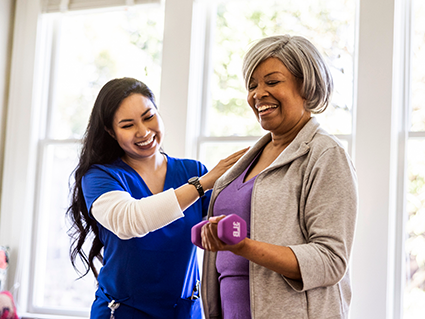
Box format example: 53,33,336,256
252,83,269,100
135,122,150,137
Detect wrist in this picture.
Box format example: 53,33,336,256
229,237,249,255
188,176,205,197
199,175,212,191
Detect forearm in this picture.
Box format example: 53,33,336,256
92,189,184,239
231,238,301,280
201,219,301,280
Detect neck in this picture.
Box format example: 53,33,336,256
270,113,311,150
122,151,166,175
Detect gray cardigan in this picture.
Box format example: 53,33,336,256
201,118,358,319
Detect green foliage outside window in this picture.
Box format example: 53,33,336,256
208,0,355,137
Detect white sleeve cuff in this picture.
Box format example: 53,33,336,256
91,189,184,239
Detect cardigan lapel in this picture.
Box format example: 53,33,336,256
214,117,321,189
266,117,320,170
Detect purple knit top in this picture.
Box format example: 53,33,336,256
213,156,258,319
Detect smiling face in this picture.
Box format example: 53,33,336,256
247,57,310,136
109,93,164,162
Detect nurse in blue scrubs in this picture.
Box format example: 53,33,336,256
67,77,246,319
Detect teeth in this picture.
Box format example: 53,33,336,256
136,136,154,146
257,105,278,112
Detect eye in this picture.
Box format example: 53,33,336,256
266,80,279,86
145,113,155,121
248,83,257,91
121,124,133,129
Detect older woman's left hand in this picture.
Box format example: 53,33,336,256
200,215,302,280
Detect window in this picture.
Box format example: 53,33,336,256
197,0,355,169
404,0,425,317
31,2,164,315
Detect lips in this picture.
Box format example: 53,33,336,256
256,104,278,114
135,135,155,147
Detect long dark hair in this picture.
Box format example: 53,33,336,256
67,77,157,278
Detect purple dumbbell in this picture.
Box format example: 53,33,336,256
217,214,247,245
191,220,208,249
191,214,247,249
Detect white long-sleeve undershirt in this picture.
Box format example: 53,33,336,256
91,189,184,240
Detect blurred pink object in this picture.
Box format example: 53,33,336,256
0,251,7,270
0,291,18,319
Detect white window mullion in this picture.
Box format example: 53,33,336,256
393,0,412,317
198,0,216,142
351,0,399,318
159,0,196,158
28,14,64,313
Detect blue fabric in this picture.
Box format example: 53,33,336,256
82,155,210,319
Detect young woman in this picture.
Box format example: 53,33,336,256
67,77,246,319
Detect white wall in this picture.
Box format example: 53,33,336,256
0,0,41,304
0,0,15,220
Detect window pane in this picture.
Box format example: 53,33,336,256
48,4,164,140
411,0,425,132
34,3,165,313
404,2,425,316
33,143,98,312
404,138,425,319
199,141,254,170
207,0,355,137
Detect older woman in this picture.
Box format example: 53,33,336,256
200,35,358,319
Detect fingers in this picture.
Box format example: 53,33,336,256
208,215,226,223
200,147,250,190
215,147,250,171
223,147,250,164
201,220,225,252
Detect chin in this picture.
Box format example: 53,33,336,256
258,121,273,132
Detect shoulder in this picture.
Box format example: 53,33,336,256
84,159,128,178
310,128,345,151
301,123,355,173
165,154,208,175
304,121,347,156
305,129,356,180
82,159,139,190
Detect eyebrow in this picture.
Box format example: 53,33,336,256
264,71,282,77
250,71,282,83
118,108,153,124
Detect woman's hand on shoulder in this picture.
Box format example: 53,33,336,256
200,147,249,190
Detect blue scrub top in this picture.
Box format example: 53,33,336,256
82,155,210,318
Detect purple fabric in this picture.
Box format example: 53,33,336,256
213,158,258,319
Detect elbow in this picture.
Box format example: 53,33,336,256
108,212,149,240
113,226,149,240
115,232,133,240
325,256,349,286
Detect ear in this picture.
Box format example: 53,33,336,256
105,126,116,139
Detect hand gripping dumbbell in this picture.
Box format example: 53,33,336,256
191,214,247,249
